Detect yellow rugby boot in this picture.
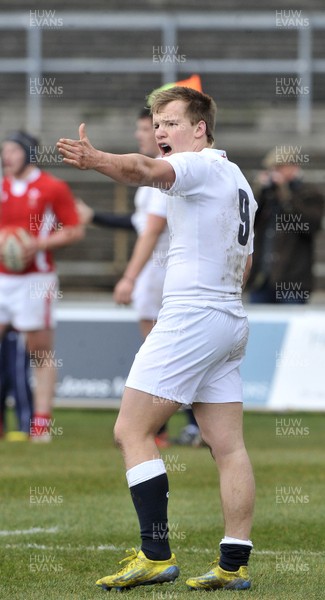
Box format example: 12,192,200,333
96,548,179,591
186,559,251,591
5,431,30,442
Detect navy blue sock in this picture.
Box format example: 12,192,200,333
186,408,198,427
130,473,171,561
219,543,252,571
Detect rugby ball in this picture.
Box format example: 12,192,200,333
0,226,33,272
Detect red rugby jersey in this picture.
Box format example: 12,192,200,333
0,169,79,274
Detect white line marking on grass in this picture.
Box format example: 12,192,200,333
0,526,58,537
2,543,324,557
187,548,324,557
252,550,325,556
5,544,50,550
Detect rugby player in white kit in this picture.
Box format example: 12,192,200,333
58,86,257,592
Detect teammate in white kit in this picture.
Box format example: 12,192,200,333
113,108,169,338
58,86,257,592
77,108,169,338
77,109,172,447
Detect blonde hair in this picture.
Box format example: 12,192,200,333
149,86,217,145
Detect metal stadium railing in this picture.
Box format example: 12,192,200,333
0,11,325,134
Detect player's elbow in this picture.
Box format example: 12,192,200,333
145,216,167,237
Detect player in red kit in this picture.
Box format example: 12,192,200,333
0,131,83,441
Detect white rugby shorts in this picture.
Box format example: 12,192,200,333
125,303,249,405
132,259,165,321
0,272,58,331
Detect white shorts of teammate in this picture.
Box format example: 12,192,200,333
126,303,249,405
132,260,166,321
0,273,58,331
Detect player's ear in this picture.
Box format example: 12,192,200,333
194,120,206,139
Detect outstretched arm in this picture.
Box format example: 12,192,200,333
57,124,175,189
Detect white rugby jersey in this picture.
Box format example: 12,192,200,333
161,148,257,312
131,185,169,254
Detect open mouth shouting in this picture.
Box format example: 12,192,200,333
159,143,172,157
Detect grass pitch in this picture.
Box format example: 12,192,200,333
0,409,324,599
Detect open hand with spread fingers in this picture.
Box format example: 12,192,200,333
57,123,101,170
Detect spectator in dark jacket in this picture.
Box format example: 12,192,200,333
248,147,324,304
